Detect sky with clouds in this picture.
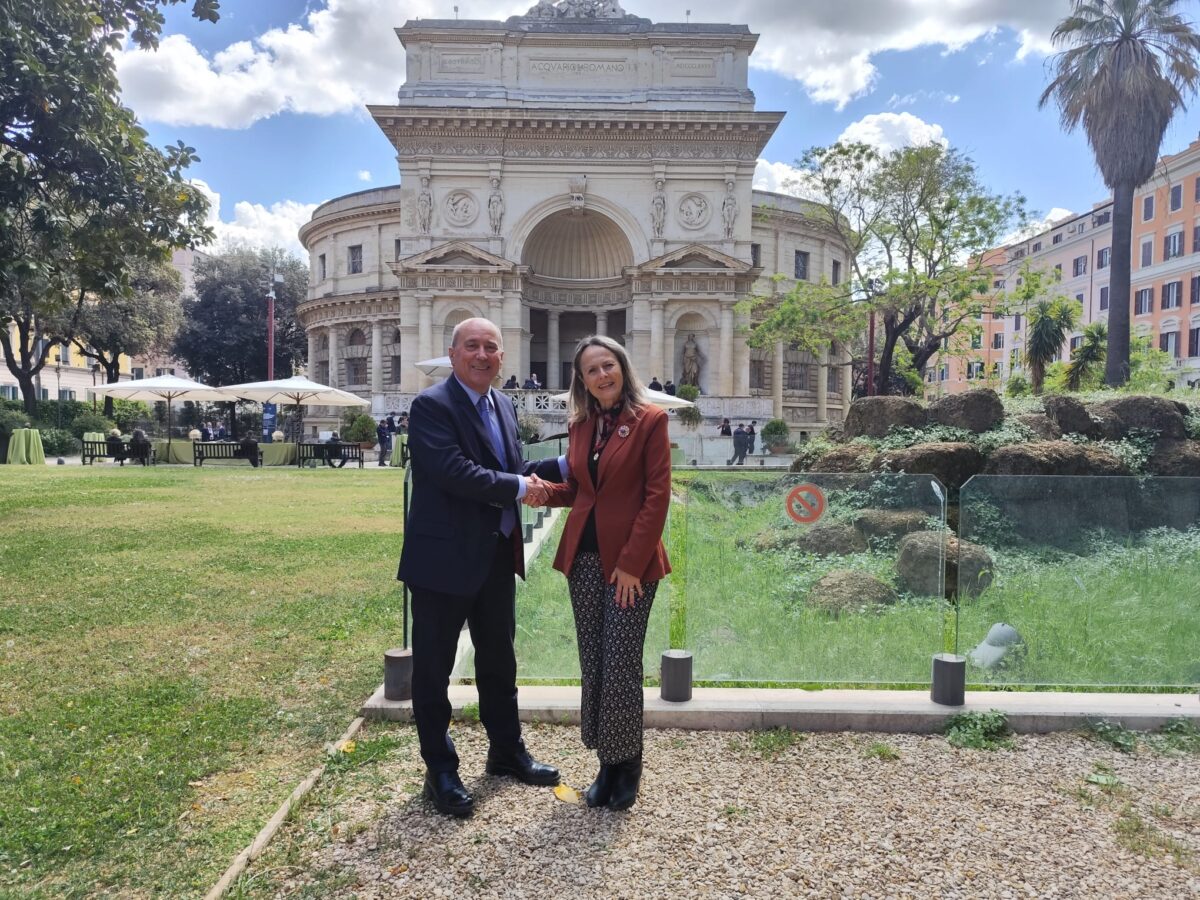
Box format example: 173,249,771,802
115,0,1200,259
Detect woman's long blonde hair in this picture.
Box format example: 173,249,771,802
565,335,648,426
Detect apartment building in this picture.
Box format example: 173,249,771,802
929,135,1200,396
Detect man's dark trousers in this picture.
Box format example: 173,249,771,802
411,534,522,773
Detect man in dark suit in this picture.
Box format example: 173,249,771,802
397,317,561,818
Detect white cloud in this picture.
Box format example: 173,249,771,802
999,206,1075,247
837,112,948,153
887,90,960,108
357,170,372,182
753,159,824,201
193,180,319,259
117,1,1066,125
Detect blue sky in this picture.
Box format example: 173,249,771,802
118,0,1200,257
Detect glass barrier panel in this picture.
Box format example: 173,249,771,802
678,471,947,684
958,475,1200,688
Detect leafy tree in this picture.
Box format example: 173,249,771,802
172,248,308,387
1066,321,1108,390
73,258,183,417
0,1,218,414
1040,0,1200,387
1127,334,1175,392
742,142,1024,395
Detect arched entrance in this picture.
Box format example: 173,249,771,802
521,209,634,390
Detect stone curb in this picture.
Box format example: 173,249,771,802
203,717,365,900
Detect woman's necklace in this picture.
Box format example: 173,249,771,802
591,407,622,463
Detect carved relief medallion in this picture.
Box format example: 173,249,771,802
443,190,479,227
677,193,711,230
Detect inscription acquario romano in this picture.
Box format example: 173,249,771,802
528,58,630,75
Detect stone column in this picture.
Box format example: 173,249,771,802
595,309,608,337
649,300,665,383
307,330,319,380
772,341,784,419
719,302,734,396
816,344,829,424
370,321,384,414
547,309,561,390
327,327,339,388
417,297,433,388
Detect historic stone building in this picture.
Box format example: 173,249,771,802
296,2,854,435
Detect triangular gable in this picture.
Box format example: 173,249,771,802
638,243,752,273
395,240,516,272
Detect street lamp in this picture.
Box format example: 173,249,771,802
263,268,284,381
91,363,100,411
54,354,62,427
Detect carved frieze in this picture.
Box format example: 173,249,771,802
443,190,479,227
677,193,711,230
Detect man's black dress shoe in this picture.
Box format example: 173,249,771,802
424,770,474,818
606,755,642,811
584,764,615,808
485,746,560,786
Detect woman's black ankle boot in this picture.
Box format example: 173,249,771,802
584,764,615,808
606,755,642,811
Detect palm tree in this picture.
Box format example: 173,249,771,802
1026,298,1079,394
1066,321,1108,389
1040,0,1200,387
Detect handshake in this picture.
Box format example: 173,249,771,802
523,472,551,507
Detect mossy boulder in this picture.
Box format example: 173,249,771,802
841,396,927,440
896,532,994,599
1042,395,1096,437
928,389,1004,433
1087,395,1187,440
808,570,897,614
803,443,875,473
793,522,869,556
1015,413,1062,441
871,441,985,493
982,441,1129,477
1145,439,1200,477
853,508,932,544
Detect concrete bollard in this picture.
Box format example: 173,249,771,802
931,652,966,706
660,649,693,702
384,647,413,701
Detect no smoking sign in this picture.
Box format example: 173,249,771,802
786,483,826,524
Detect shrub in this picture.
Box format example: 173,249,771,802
0,408,32,437
342,414,378,444
1005,373,1030,397
943,709,1014,750
760,418,790,449
676,384,700,402
673,383,703,428
109,400,152,433
517,413,543,443
38,427,78,456
71,411,116,439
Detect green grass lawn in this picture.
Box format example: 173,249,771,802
0,466,407,898
3,465,1196,897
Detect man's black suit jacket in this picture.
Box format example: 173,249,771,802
397,376,557,597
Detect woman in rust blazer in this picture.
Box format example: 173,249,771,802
532,334,671,812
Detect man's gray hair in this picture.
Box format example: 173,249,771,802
450,317,503,348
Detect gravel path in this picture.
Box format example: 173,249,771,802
248,723,1200,899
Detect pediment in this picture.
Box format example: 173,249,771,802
638,243,752,273
394,240,516,272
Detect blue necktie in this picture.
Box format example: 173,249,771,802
478,394,516,537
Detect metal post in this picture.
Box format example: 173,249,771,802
866,311,876,397
54,356,61,427
267,292,275,381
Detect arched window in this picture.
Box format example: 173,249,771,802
347,328,367,347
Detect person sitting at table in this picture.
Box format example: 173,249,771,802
503,374,519,390
324,431,346,468
200,423,213,441
238,433,260,467
129,429,152,466
105,428,127,466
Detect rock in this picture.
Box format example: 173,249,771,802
840,396,927,440
928,389,1004,433
871,442,985,493
1016,414,1062,441
896,532,994,598
1145,438,1200,476
808,570,897,614
1041,395,1096,437
803,443,875,473
1087,395,1187,439
968,623,1025,669
982,441,1129,477
793,523,868,556
853,508,932,544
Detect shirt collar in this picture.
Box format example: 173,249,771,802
453,374,490,409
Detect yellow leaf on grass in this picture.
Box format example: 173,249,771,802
553,783,579,804
339,740,356,754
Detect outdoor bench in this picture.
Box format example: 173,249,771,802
80,439,157,466
297,442,365,468
192,441,263,467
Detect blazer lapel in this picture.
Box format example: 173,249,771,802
448,377,502,468
494,390,520,473
596,409,638,486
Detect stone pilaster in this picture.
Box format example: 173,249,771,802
547,309,561,390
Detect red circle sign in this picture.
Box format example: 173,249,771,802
786,484,826,524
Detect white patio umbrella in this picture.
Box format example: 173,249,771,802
550,387,694,410
87,374,230,447
218,375,369,439
415,356,452,376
